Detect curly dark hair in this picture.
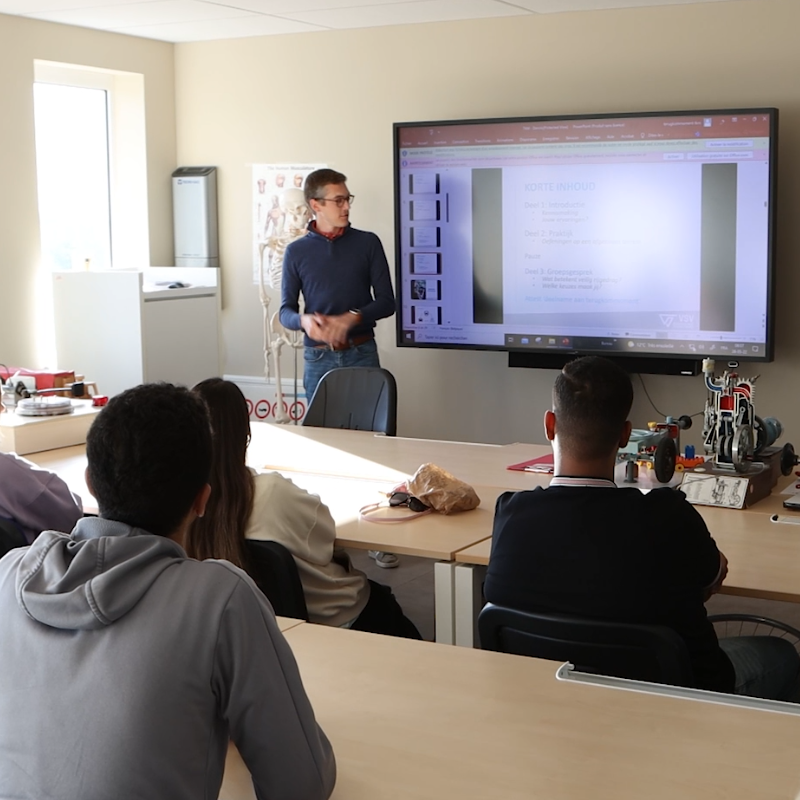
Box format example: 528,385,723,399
86,383,212,537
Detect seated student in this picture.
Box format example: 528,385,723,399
0,450,83,543
188,377,420,639
0,383,335,800
485,355,799,700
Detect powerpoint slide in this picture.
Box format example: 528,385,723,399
411,252,442,275
410,200,441,221
501,163,709,317
411,279,441,301
410,226,441,248
412,305,442,324
409,173,440,194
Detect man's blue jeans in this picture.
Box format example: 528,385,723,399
719,635,800,701
303,338,380,402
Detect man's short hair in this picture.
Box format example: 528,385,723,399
304,168,347,205
86,383,212,537
553,356,633,459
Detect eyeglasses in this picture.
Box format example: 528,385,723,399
389,491,428,513
316,194,355,208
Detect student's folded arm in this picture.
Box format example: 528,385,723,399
703,550,729,600
212,575,336,800
21,470,83,536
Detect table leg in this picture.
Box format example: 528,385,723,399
434,561,456,645
454,564,486,648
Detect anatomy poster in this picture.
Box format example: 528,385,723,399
252,163,325,287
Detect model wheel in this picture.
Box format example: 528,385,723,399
718,434,731,464
624,460,638,483
731,425,754,473
780,442,799,476
754,416,767,454
654,436,677,483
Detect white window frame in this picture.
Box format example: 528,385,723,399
34,60,149,271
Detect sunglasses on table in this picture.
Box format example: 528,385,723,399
388,491,429,513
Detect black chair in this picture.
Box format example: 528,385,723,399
0,517,27,558
478,603,695,687
709,613,800,653
303,367,397,436
244,540,309,621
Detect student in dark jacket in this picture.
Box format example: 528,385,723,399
485,355,799,699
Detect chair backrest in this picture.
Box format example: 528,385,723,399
478,603,695,687
303,367,397,436
0,517,27,558
244,540,309,621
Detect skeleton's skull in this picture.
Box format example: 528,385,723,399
280,188,310,233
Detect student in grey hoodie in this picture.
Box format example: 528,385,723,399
0,383,336,800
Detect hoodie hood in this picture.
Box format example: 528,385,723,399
16,516,186,631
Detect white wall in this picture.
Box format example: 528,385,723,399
0,13,176,367
173,0,800,446
7,3,799,448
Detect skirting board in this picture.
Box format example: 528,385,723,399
224,375,308,423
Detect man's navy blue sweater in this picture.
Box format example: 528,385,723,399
279,225,395,347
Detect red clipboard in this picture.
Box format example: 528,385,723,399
507,453,554,473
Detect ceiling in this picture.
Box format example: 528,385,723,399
0,0,737,43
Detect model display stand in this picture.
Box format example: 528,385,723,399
0,399,101,455
676,359,800,509
681,448,785,509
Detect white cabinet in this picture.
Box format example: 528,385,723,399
53,268,221,398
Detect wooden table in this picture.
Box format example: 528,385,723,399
219,623,800,800
273,470,503,644
274,617,305,633
452,479,800,646
0,399,101,456
26,445,499,643
32,431,800,646
248,423,552,491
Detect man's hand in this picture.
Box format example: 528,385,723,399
301,312,360,346
704,550,729,601
317,313,357,347
300,313,329,343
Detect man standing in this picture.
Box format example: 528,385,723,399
485,355,799,699
279,168,395,402
280,169,399,570
0,383,336,799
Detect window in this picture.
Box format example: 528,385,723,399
32,61,149,364
34,82,112,271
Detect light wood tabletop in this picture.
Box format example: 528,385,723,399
25,446,496,642
283,471,500,560
455,486,800,605
31,435,800,640
27,442,500,561
219,623,800,800
248,423,553,492
274,617,305,633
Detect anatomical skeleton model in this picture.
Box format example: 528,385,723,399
258,187,311,424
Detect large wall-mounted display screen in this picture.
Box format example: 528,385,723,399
393,109,777,368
